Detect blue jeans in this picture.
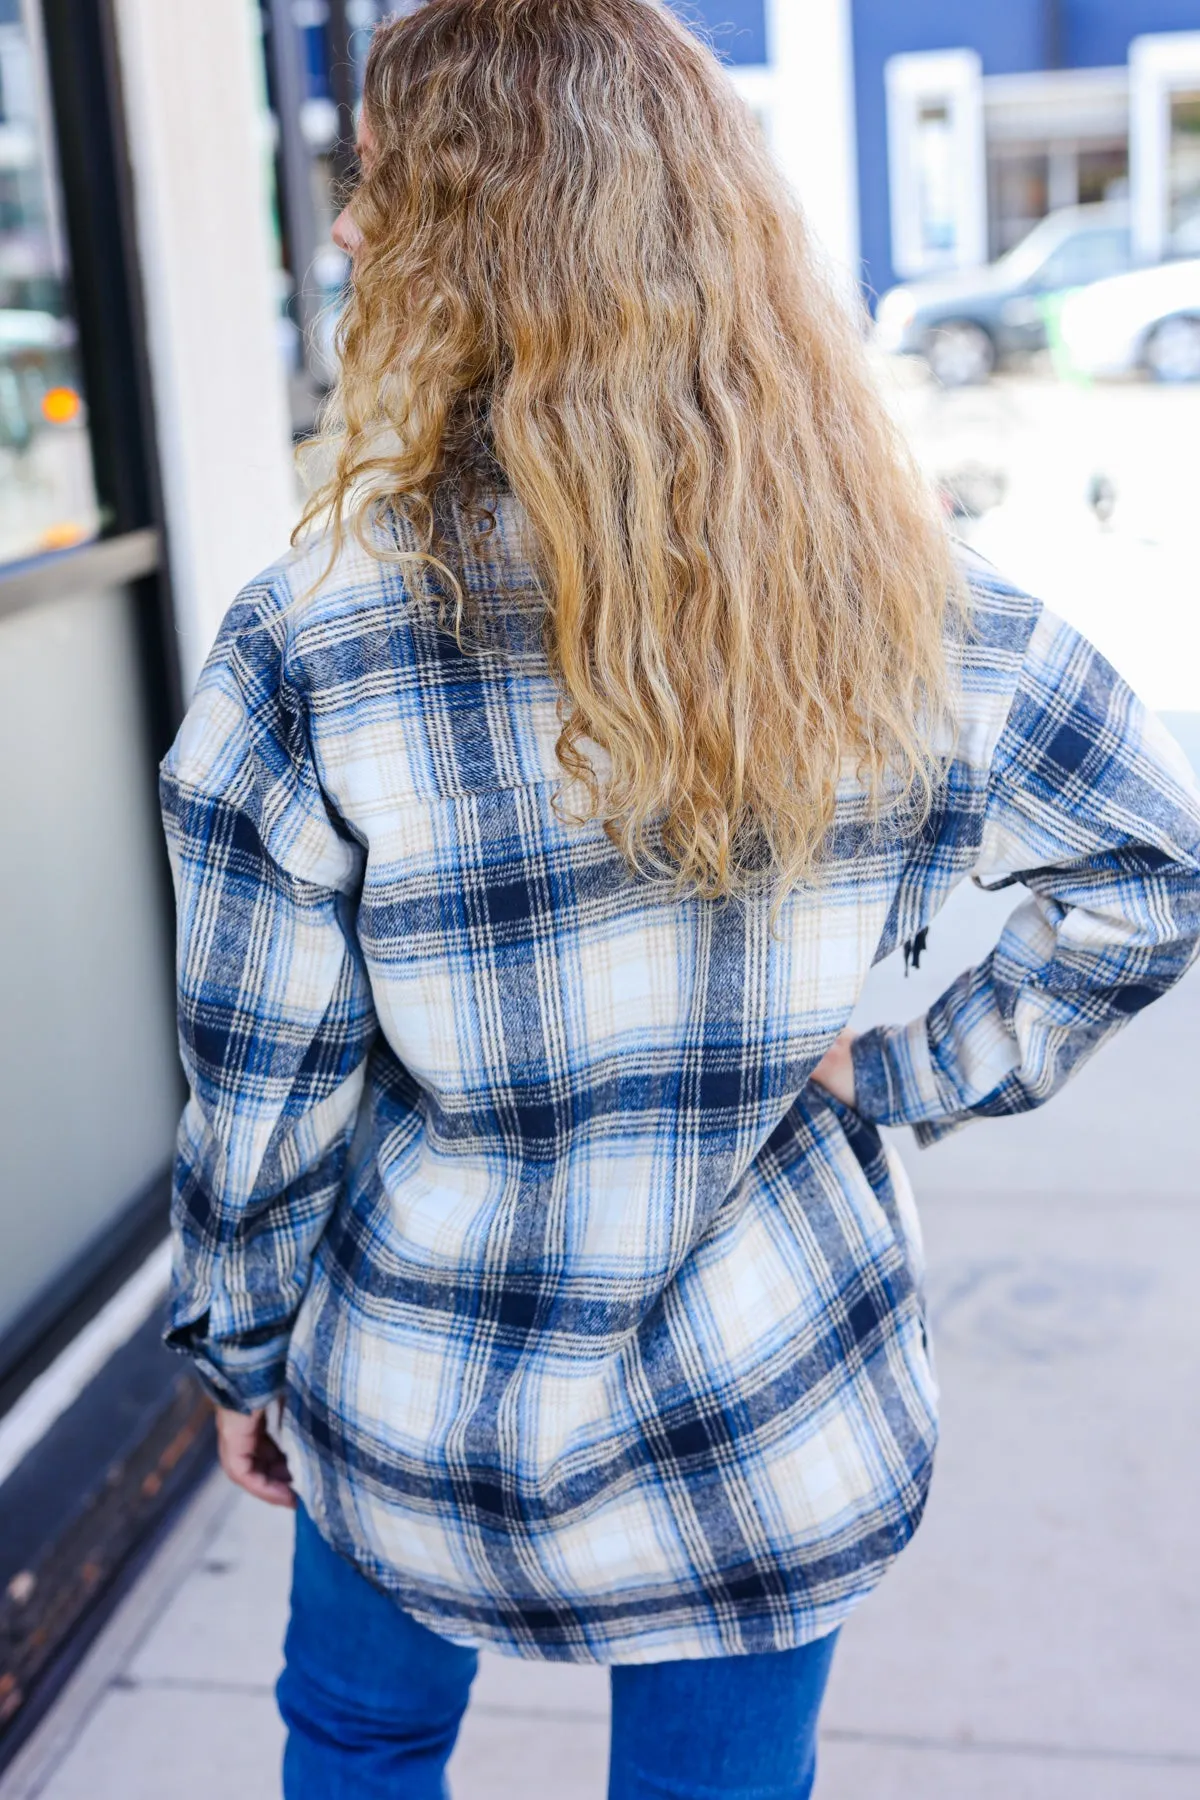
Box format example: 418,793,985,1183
278,1507,838,1799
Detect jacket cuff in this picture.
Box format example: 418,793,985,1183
851,1019,965,1134
164,1310,291,1414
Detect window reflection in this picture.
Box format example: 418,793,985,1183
0,0,99,565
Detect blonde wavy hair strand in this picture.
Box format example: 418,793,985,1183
296,0,960,901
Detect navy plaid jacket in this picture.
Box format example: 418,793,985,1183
161,499,1200,1661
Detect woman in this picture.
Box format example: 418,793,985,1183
160,3,1200,1795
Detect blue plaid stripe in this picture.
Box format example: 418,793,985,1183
851,605,1200,1145
161,506,1200,1660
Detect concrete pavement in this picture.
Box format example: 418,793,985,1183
5,869,1199,1800
880,362,1200,724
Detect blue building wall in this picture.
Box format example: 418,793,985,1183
1064,0,1200,67
299,4,769,95
295,2,769,101
853,0,1200,299
670,2,767,67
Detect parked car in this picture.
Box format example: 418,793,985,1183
874,203,1132,386
1056,258,1200,382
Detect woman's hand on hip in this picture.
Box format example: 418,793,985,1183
810,1028,858,1109
216,1405,296,1508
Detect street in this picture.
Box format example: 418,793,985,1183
878,359,1200,725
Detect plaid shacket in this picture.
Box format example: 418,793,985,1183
161,499,1200,1662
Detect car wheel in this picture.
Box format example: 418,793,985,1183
1144,314,1200,383
924,321,995,388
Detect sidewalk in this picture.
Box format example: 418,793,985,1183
5,881,1200,1800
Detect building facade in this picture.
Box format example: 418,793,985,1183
682,3,1200,298
857,2,1200,297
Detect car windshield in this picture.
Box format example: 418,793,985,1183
993,213,1080,284
1038,228,1132,290
994,211,1129,288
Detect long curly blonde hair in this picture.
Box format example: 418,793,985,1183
297,0,959,900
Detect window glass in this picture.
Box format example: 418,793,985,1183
1034,228,1131,291
0,0,100,564
0,581,180,1356
914,102,957,256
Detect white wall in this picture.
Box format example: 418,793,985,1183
763,0,860,290
113,0,297,693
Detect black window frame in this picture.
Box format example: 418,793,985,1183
0,0,183,1408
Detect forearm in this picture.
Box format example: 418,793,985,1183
852,871,1200,1145
165,1071,366,1410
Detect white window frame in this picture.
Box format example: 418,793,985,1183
885,48,987,278
1130,32,1200,265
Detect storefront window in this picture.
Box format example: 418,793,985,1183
0,0,99,565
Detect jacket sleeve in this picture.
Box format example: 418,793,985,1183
159,584,375,1410
851,605,1200,1146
